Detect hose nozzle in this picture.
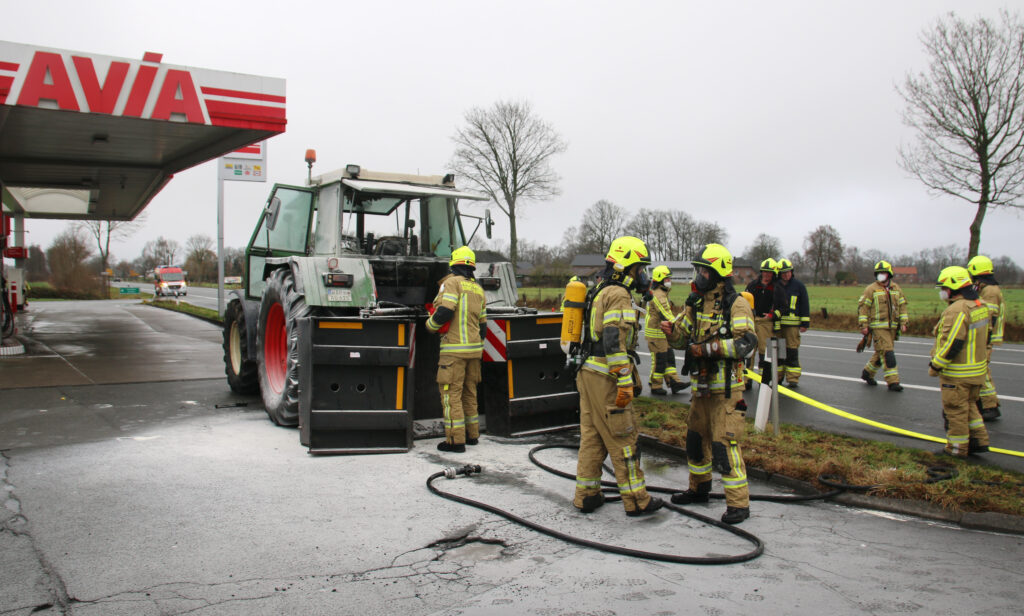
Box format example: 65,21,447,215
443,464,483,479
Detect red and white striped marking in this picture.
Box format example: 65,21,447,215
483,320,507,362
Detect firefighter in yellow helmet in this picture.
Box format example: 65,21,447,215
745,258,778,384
427,246,487,452
858,260,909,391
967,255,1004,421
929,266,990,457
573,236,664,517
661,244,758,524
772,258,810,387
645,265,689,395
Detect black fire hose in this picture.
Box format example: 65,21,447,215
427,462,766,565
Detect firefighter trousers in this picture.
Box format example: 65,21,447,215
864,328,900,385
686,394,749,508
940,378,988,457
574,368,653,513
647,337,681,389
437,355,481,445
775,325,802,384
980,345,1000,410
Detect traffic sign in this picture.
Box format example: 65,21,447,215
119,287,140,294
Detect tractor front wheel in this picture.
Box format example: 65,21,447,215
222,298,259,394
257,268,309,426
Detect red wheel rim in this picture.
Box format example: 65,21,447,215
264,302,286,394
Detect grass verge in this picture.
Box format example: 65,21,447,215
632,396,1024,516
147,300,222,323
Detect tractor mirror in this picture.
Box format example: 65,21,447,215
485,208,493,239
265,196,282,231
407,219,416,229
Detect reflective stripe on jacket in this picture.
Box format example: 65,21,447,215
583,284,637,387
858,281,908,329
978,283,1005,346
428,275,487,357
643,287,675,340
931,298,989,381
773,277,809,328
668,282,755,393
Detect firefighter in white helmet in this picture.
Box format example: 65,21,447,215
662,244,758,525
858,260,908,391
427,246,487,452
645,265,689,395
929,266,990,457
573,236,664,517
967,255,1004,421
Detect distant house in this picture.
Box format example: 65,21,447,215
732,260,756,287
569,254,607,282
893,266,922,284
654,260,695,283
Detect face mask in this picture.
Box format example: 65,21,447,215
694,271,714,293
876,273,888,283
663,281,672,289
938,289,950,301
633,267,651,294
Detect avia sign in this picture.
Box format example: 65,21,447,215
0,41,285,133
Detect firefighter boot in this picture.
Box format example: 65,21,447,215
626,496,665,517
577,492,605,513
437,441,466,453
968,438,990,455
649,384,667,396
888,382,904,392
978,400,1001,422
671,481,711,505
466,438,479,446
721,506,750,525
669,379,691,394
861,369,878,386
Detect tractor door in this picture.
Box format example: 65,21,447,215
245,185,315,300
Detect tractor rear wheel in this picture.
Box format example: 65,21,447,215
257,268,310,426
222,298,259,394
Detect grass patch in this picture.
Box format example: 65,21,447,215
147,300,222,323
632,396,1024,516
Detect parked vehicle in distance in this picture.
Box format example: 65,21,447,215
153,266,187,297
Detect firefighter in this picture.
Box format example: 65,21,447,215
645,265,689,395
858,260,908,391
929,266,990,457
573,236,664,517
745,258,778,384
427,246,487,452
771,258,810,387
662,244,758,525
967,255,1004,421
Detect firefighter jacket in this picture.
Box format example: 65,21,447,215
667,282,756,395
773,276,809,328
744,279,776,318
930,298,990,383
977,282,1005,346
582,283,638,388
427,274,487,358
643,286,675,341
858,281,908,330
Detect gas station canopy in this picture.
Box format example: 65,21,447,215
0,40,286,220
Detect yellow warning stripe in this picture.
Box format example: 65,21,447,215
745,370,1024,458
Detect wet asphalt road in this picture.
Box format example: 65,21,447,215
1,301,1023,615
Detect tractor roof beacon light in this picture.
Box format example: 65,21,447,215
305,149,317,184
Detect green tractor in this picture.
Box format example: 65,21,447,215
223,158,578,453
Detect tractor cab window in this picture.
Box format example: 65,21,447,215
254,187,313,254
341,190,466,258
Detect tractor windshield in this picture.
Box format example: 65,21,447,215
341,190,466,259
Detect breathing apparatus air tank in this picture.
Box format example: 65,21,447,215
559,278,588,354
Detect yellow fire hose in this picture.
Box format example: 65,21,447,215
744,370,1024,458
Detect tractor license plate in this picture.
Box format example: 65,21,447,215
327,288,352,302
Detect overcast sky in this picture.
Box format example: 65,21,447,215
7,0,1023,268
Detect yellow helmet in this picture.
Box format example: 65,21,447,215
874,260,894,276
449,245,476,268
691,243,733,277
759,258,778,273
936,266,973,291
775,258,793,274
652,265,671,283
967,255,993,277
605,236,651,271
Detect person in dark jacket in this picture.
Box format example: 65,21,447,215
772,258,809,387
745,258,778,384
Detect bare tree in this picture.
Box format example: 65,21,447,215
141,236,181,272
803,225,844,282
449,100,568,270
77,215,146,273
566,199,628,255
25,244,49,282
898,10,1024,257
743,233,783,265
184,234,217,283
45,226,94,292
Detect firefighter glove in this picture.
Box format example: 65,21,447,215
928,363,941,377
615,385,634,408
688,342,721,359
